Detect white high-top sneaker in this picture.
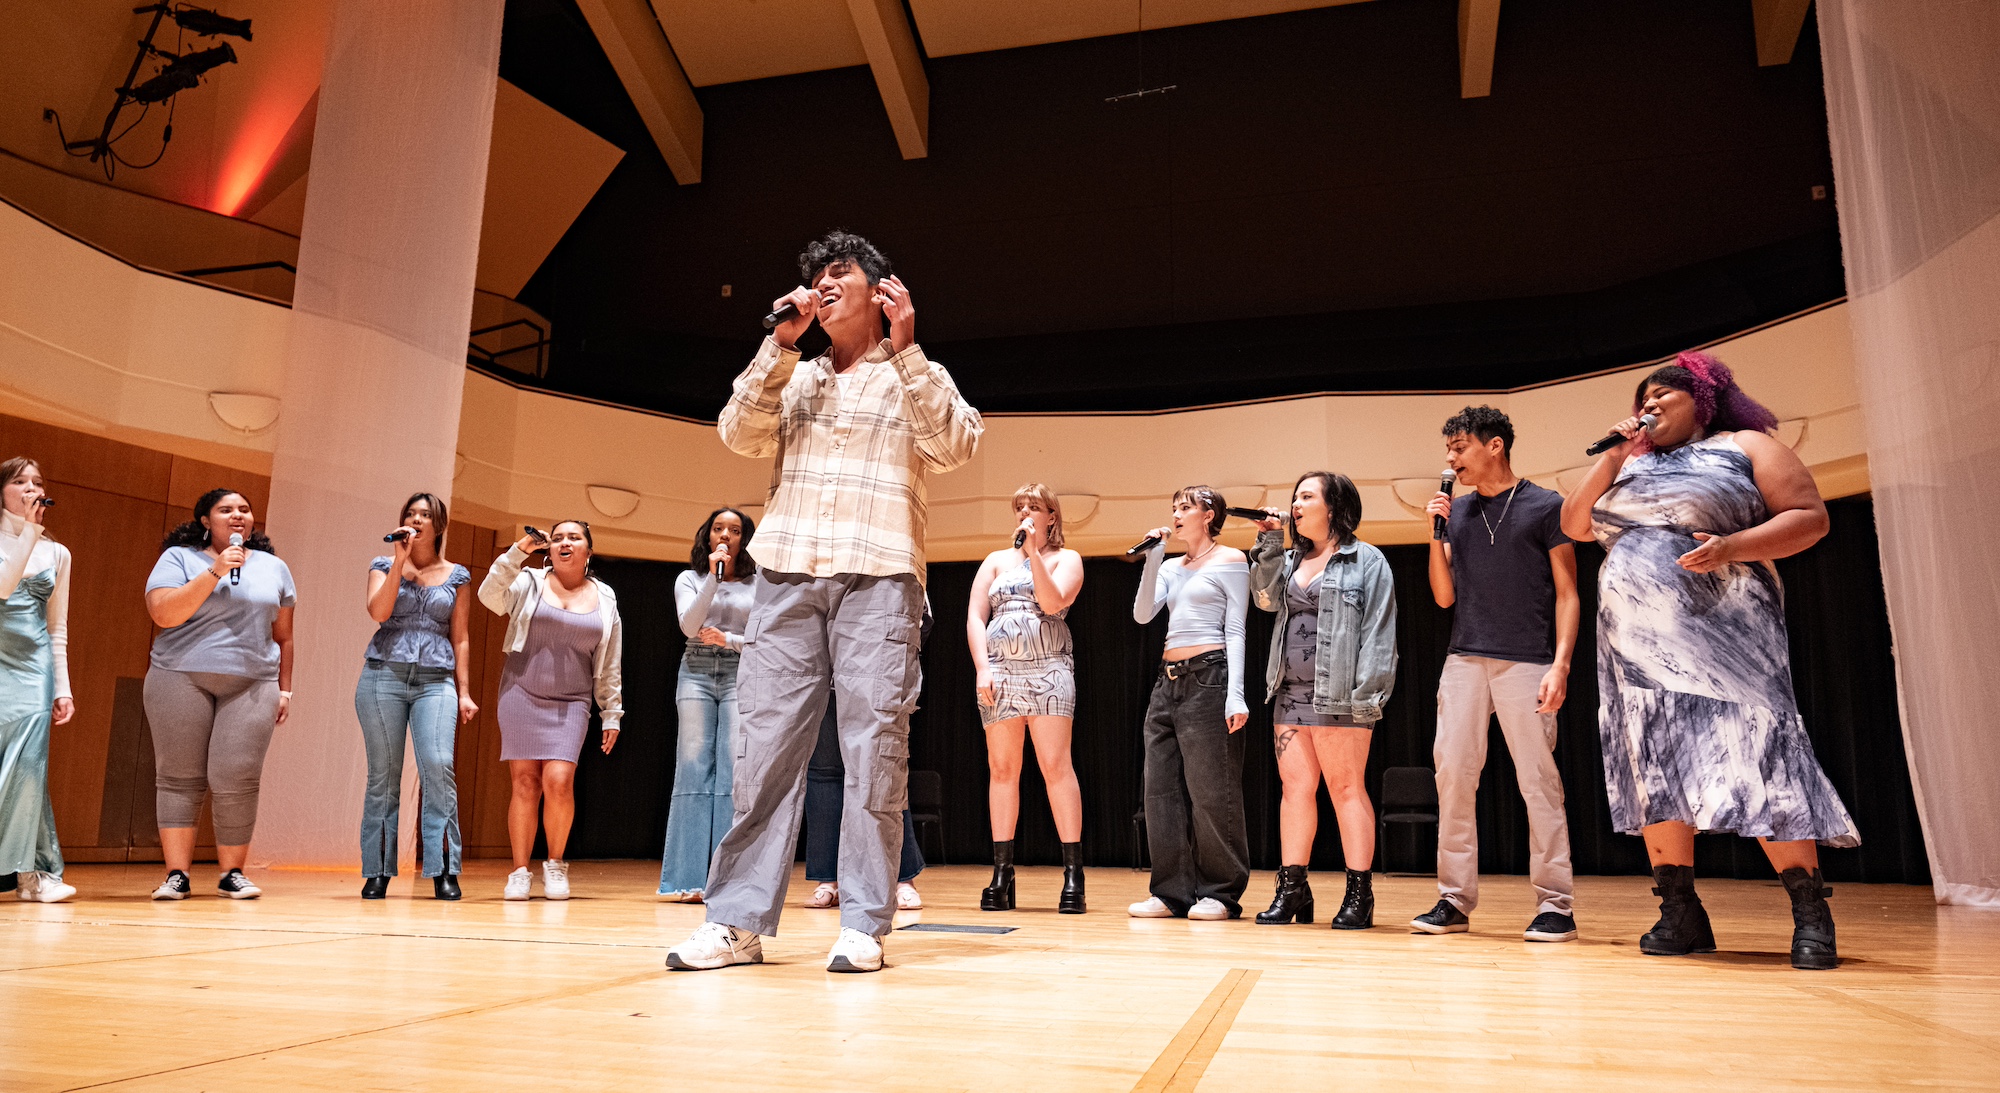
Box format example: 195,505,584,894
19,871,75,903
665,922,764,970
826,927,884,972
541,860,570,901
503,866,533,901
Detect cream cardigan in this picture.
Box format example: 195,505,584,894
478,545,623,730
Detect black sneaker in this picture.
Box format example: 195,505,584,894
151,870,192,901
1410,899,1470,934
1524,911,1578,942
217,869,262,900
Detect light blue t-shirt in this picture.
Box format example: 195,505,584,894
146,545,297,679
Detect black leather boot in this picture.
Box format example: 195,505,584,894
1780,867,1837,970
1640,864,1717,955
433,874,461,901
1255,865,1314,924
1330,869,1374,930
980,840,1016,911
361,876,389,900
1058,841,1086,914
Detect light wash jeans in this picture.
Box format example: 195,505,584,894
657,644,739,895
355,660,461,878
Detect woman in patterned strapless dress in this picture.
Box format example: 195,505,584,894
966,484,1087,913
1561,351,1856,970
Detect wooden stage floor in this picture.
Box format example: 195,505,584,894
4,862,1996,1091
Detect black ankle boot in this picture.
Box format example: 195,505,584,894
1640,864,1717,955
1255,866,1314,924
981,840,1016,911
361,876,389,900
433,874,461,901
1058,841,1086,914
1330,869,1374,930
1779,867,1837,970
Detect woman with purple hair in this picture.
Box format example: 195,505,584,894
1560,351,1857,971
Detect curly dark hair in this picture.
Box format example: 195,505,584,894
1441,405,1515,459
162,487,275,553
798,230,892,285
1289,471,1363,552
690,507,758,579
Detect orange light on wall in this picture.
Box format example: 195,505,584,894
213,108,292,216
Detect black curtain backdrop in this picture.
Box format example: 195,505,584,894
566,496,1927,884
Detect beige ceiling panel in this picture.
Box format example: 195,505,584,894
475,80,626,297
650,0,868,86
910,0,1370,58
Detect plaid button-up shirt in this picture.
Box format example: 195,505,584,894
719,336,983,585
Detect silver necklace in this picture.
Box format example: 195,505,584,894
1479,482,1520,546
1185,541,1218,565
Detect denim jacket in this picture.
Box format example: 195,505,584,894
1248,530,1398,724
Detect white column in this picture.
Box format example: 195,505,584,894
255,0,505,866
1819,0,2000,906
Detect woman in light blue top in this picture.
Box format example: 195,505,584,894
357,492,477,902
142,488,296,902
659,507,757,899
1128,485,1251,921
0,457,76,903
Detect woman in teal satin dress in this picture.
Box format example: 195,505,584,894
0,456,76,903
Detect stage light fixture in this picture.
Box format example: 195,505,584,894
171,7,252,41
44,3,253,179
128,43,238,104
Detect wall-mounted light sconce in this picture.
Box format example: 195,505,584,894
586,485,640,519
1218,485,1266,510
207,392,280,433
1057,493,1100,526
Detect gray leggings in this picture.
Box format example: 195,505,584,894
143,667,280,845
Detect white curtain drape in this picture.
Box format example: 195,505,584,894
255,1,504,866
1818,0,2000,906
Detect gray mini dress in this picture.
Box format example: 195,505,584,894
1273,567,1369,729
497,596,604,761
978,557,1076,725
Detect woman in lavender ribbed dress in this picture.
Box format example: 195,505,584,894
497,597,604,760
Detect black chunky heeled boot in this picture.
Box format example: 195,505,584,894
1255,866,1314,924
980,840,1016,911
1640,864,1717,955
361,876,388,900
1330,869,1374,930
1058,841,1086,914
1780,867,1837,970
433,874,461,901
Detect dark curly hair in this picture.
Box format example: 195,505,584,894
1289,471,1363,552
1441,405,1515,459
690,507,758,579
798,230,892,285
162,487,275,553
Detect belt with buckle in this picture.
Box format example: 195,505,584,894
1162,650,1225,681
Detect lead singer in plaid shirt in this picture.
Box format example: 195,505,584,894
667,232,982,974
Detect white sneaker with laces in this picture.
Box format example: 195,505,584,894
503,866,533,901
1128,896,1174,918
896,882,923,910
804,882,839,908
542,860,570,901
19,871,75,903
826,927,884,972
665,922,764,970
1187,897,1230,920
217,869,262,900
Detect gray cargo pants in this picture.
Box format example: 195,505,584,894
702,569,922,938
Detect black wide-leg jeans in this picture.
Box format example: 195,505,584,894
1141,650,1249,916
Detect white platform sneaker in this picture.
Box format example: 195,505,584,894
665,922,764,970
896,882,923,910
542,860,570,901
16,871,76,903
503,866,533,901
1128,896,1174,918
1187,898,1231,921
826,927,884,972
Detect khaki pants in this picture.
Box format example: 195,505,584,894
1433,655,1574,916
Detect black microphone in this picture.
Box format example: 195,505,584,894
714,557,725,580
1013,519,1032,549
761,290,821,331
383,528,413,543
1224,506,1271,522
1433,470,1455,542
228,532,243,586
1586,414,1657,456
34,497,54,508
1125,534,1162,557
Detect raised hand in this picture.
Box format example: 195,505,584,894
874,275,915,352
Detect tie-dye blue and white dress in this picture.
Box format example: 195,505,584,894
1590,433,1858,847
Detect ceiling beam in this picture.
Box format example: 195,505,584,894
1458,0,1501,98
1752,0,1813,65
846,0,929,159
576,0,703,184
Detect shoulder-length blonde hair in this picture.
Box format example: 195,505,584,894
1012,483,1065,550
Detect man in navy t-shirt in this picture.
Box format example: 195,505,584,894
1410,406,1581,943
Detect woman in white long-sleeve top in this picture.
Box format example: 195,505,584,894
479,521,623,901
0,457,75,903
1128,485,1251,921
658,508,757,900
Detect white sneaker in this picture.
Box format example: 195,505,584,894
542,860,570,901
1187,898,1230,921
896,882,923,910
826,927,884,972
804,882,839,908
18,871,75,903
665,922,764,970
1128,896,1174,918
151,870,192,901
503,866,533,901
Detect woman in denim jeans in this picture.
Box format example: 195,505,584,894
657,508,756,900
356,492,476,901
1247,472,1397,930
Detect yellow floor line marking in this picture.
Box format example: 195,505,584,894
1132,967,1262,1093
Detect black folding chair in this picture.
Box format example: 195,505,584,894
907,770,945,865
1375,765,1439,873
